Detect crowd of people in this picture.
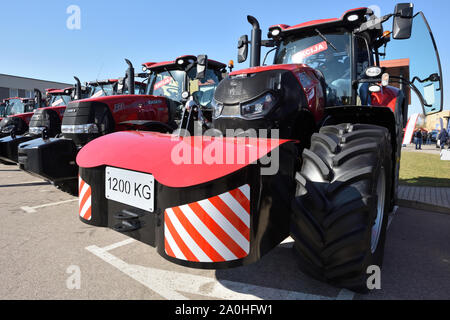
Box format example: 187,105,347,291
414,129,449,150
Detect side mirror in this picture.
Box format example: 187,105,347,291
237,35,248,63
392,3,414,39
196,54,208,80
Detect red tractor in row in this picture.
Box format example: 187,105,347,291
76,3,443,292
0,92,45,138
18,56,226,195
0,70,151,166
0,85,87,164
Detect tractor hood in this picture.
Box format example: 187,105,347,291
214,64,307,106
76,131,291,188
62,94,168,146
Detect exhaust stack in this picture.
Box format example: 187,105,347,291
247,15,262,67
34,89,42,106
74,76,82,100
125,59,135,95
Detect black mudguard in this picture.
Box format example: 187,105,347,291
18,137,79,183
79,142,298,269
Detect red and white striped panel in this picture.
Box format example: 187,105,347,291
79,176,92,221
164,184,250,263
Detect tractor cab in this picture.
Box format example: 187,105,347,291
220,5,443,137
87,79,146,98
3,97,39,116
46,88,74,107
0,95,44,137
142,55,226,123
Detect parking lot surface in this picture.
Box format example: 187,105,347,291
1,163,449,300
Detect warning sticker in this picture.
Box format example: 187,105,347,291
154,77,172,90
292,41,328,63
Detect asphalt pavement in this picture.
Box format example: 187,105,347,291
0,163,449,300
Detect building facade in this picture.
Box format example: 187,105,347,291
424,110,450,132
0,74,71,100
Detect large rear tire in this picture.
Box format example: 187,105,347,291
291,123,392,292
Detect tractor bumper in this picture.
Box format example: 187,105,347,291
18,137,79,184
77,133,298,269
0,135,36,164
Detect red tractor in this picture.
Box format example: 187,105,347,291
0,92,45,139
0,84,88,164
76,4,443,292
19,56,226,195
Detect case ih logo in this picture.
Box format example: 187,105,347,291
113,103,125,112
154,78,172,90
292,41,328,63
146,99,163,105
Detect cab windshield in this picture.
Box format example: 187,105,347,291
90,83,117,98
0,104,5,117
5,99,26,115
275,31,352,105
147,70,186,102
187,68,221,108
49,94,71,107
146,68,221,107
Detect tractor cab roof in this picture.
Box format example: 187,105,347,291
268,7,383,41
46,87,74,95
142,55,226,73
87,79,119,86
86,79,145,87
4,97,34,102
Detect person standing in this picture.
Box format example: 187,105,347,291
415,129,423,150
438,129,448,150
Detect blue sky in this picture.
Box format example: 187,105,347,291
0,0,448,114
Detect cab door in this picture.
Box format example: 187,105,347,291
384,12,444,116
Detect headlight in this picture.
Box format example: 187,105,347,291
241,93,276,119
211,98,224,119
61,124,99,134
1,125,15,133
29,126,46,135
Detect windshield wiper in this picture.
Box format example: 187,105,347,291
315,29,337,51
96,80,108,96
164,68,178,85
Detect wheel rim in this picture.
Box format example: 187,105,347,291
371,167,386,253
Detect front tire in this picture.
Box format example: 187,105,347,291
291,123,392,292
